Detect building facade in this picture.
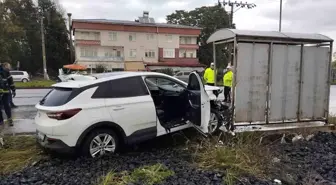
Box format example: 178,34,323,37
71,12,203,71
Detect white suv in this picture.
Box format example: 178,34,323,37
35,72,212,158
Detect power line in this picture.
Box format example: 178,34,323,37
218,1,257,66
218,0,257,27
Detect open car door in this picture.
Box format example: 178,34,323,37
187,72,211,134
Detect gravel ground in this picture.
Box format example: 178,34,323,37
269,132,336,185
0,132,336,185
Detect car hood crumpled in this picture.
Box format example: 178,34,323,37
204,85,220,91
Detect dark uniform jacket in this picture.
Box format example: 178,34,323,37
0,66,15,93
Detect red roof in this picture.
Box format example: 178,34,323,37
144,61,205,67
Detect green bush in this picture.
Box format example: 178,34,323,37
15,80,55,88
96,64,107,73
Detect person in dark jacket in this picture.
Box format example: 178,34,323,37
0,63,16,127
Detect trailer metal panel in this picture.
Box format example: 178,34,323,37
269,45,301,121
235,43,268,122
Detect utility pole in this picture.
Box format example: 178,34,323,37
279,0,283,32
221,0,257,28
219,1,256,65
40,16,49,80
67,13,73,64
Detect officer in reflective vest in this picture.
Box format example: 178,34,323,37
203,63,215,86
223,65,233,103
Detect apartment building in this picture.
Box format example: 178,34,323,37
71,11,204,71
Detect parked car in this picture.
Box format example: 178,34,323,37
174,71,191,82
10,70,30,82
35,72,225,158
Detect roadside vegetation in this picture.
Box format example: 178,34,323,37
2,116,336,184
190,132,270,185
0,136,43,175
97,164,174,185
15,80,55,88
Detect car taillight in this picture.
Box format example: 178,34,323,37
47,108,82,120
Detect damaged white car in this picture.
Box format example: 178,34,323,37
35,72,228,158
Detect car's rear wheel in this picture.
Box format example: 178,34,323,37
81,129,119,158
22,78,28,83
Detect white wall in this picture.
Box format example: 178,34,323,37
74,29,198,65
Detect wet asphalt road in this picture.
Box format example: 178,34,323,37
5,89,50,135
5,87,336,135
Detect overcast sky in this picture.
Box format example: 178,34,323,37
59,0,336,51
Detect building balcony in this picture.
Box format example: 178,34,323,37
75,40,101,46
179,44,199,49
79,56,124,62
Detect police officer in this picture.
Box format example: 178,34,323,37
223,65,233,103
203,63,215,86
0,62,16,147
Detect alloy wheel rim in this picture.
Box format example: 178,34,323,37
208,113,218,134
89,134,116,158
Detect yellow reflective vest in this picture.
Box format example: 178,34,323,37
203,68,215,83
223,71,233,87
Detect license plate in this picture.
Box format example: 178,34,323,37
37,132,45,141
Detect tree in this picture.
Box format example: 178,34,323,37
38,0,72,76
0,0,72,76
332,61,336,69
166,4,233,68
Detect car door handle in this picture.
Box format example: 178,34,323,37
113,107,125,111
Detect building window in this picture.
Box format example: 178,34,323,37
80,47,98,57
166,35,173,42
116,50,121,57
129,33,136,42
182,37,192,44
80,32,99,40
163,48,175,58
190,52,194,58
82,32,89,40
105,49,122,57
109,32,117,41
93,32,100,40
183,52,187,58
147,34,154,40
129,49,137,58
145,50,155,58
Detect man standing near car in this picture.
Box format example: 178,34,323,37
0,62,16,147
0,63,16,127
203,63,215,86
223,65,233,103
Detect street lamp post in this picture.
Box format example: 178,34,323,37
279,0,283,32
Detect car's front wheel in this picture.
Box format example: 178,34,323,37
208,109,222,135
82,129,119,158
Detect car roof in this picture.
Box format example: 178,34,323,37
52,72,177,88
